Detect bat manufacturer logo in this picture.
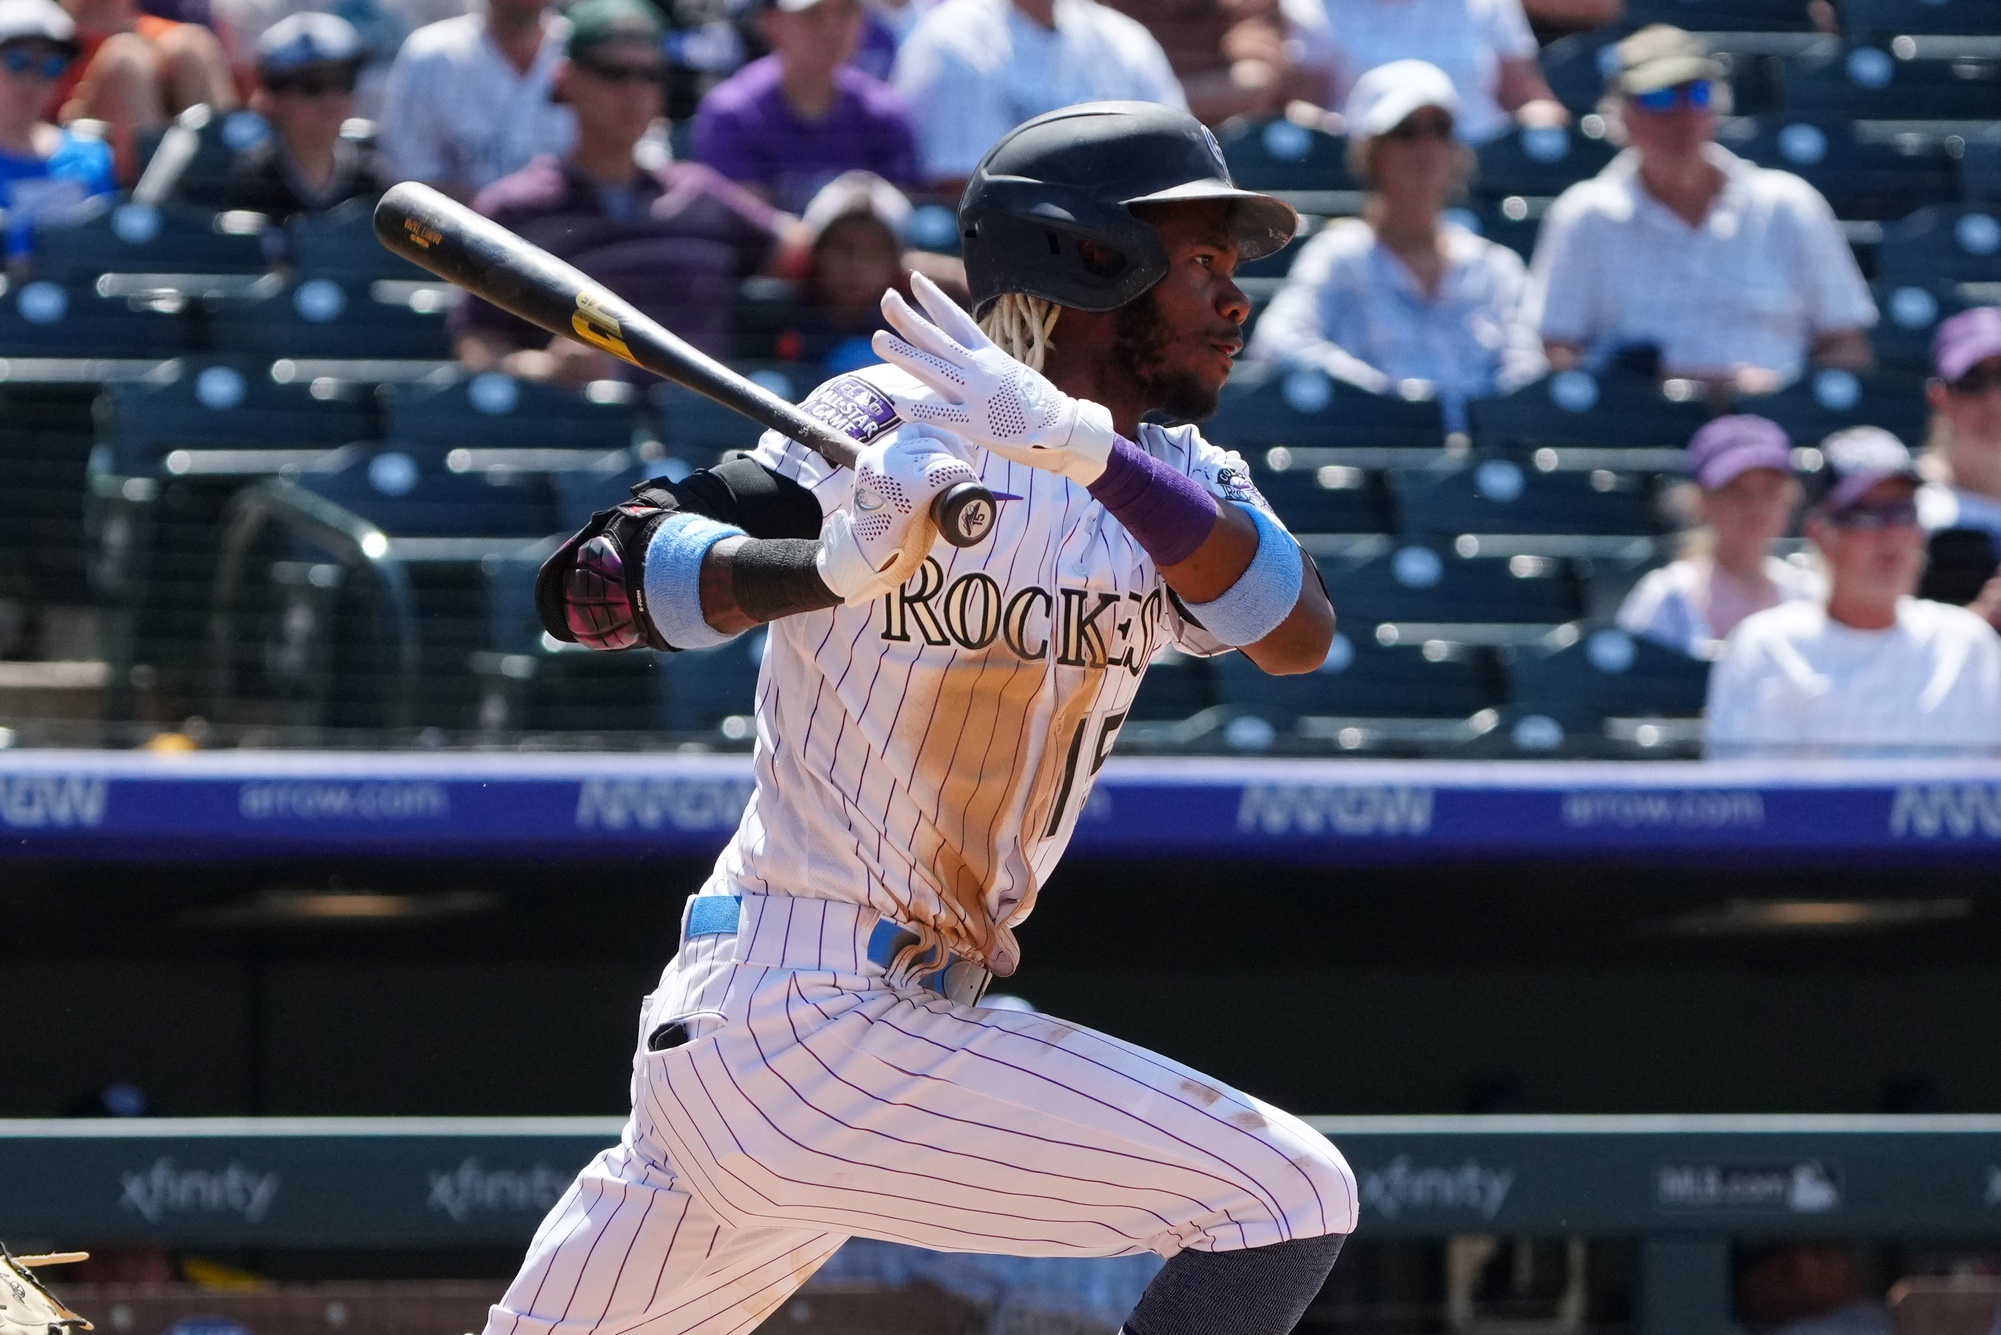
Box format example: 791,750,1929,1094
402,218,442,250
956,498,993,540
572,288,635,363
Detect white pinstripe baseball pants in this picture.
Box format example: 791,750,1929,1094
482,893,1358,1335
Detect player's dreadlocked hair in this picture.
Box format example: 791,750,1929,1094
978,294,1060,372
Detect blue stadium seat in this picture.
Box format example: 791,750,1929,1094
1391,454,1658,540
1733,366,1929,446
293,445,562,538
1320,542,1583,632
1214,632,1501,724
99,361,377,474
660,631,767,731
383,371,640,451
1840,0,2001,41
205,276,454,360
1539,30,1626,116
1473,125,1616,201
655,362,806,460
1216,118,1356,192
135,105,273,209
1781,46,2001,121
1125,647,1217,722
1206,364,1448,453
0,279,186,358
32,200,269,285
1467,372,1711,453
1248,456,1394,534
1625,0,1817,30
1879,203,2001,284
1869,279,1970,372
285,198,430,280
1715,117,1960,220
1503,623,1711,719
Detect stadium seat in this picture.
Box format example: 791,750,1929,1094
383,371,640,451
1504,622,1711,719
1467,371,1711,453
1715,117,1960,221
1869,279,1971,372
1391,454,1658,540
1780,46,2001,122
1879,203,2001,285
1318,542,1583,636
1206,363,1448,454
1840,0,2001,42
285,198,432,281
1214,631,1501,723
1539,29,1626,116
1125,646,1217,722
91,362,382,716
0,279,187,358
205,276,454,360
1473,125,1616,202
1249,456,1394,534
660,631,766,731
32,200,269,285
294,445,562,538
1625,0,1818,29
1215,117,1356,193
1733,366,1929,446
655,363,812,460
134,104,273,209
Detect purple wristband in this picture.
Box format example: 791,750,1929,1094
1086,435,1218,567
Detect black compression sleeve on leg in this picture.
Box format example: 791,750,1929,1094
1123,1233,1345,1335
724,538,841,624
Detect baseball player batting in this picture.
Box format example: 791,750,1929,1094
513,101,1355,1335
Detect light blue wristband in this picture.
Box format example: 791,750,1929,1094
1186,505,1303,646
642,512,748,650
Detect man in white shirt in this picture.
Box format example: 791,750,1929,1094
890,0,1184,188
1706,427,2001,759
1526,26,1875,391
378,0,576,198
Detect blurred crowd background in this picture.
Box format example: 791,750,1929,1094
5,0,2001,756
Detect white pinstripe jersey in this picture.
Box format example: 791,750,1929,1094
710,363,1281,977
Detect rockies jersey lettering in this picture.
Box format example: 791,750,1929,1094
710,363,1283,976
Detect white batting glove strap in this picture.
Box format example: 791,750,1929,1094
814,430,980,606
870,271,1115,486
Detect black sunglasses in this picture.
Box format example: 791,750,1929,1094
1829,498,1919,531
267,66,359,95
0,43,71,79
1949,364,2001,396
575,59,666,84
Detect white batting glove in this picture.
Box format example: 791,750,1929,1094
815,427,981,606
871,272,1116,486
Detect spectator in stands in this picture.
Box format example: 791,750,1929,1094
1528,26,1875,391
1280,0,1567,144
221,13,383,219
453,0,783,384
1247,61,1543,429
1919,307,2001,544
690,0,919,213
377,0,574,199
1705,427,2001,759
52,0,235,181
1618,415,1820,658
762,170,967,370
0,0,114,261
1736,1242,1890,1335
1096,0,1305,125
890,0,1184,189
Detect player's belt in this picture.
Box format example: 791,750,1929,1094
685,895,990,1005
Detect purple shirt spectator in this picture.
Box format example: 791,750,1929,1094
453,155,782,363
691,53,919,213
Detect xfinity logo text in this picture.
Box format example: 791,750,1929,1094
120,1158,280,1224
427,1158,572,1222
1236,785,1433,837
1361,1156,1514,1220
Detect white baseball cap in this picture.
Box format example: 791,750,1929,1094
0,0,78,50
1343,59,1459,142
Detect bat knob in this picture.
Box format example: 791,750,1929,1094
933,480,998,548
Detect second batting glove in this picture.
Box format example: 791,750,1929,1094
816,427,983,606
871,272,1115,486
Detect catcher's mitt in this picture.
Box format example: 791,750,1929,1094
0,1248,90,1335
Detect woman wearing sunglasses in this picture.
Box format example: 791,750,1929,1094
1527,25,1875,394
223,12,385,221
0,0,114,262
1247,59,1544,428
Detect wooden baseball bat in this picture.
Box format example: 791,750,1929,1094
372,182,997,548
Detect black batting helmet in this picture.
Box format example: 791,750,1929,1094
958,101,1298,319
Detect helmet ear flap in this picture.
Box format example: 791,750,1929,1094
963,179,1170,315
